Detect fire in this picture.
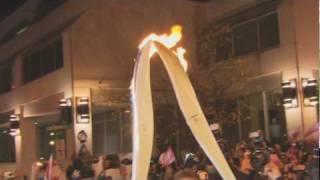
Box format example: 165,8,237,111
138,25,188,71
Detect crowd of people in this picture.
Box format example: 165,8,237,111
148,130,319,180
150,131,319,180
15,128,319,180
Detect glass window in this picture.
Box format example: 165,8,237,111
0,112,16,162
92,109,131,155
259,13,280,49
37,126,66,160
233,20,258,56
36,0,67,21
0,131,16,163
0,62,13,94
238,93,264,140
23,37,63,83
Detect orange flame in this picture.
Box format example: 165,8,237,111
139,25,188,71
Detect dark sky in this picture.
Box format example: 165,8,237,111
0,0,27,22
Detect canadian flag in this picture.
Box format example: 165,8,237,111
159,147,176,167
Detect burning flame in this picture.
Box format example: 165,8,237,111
138,25,188,71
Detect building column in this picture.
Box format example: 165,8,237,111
15,106,38,178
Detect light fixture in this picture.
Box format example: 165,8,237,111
302,78,318,106
281,79,298,108
49,140,55,146
36,162,43,167
49,132,55,136
59,98,72,107
9,114,20,136
76,97,90,124
9,129,20,137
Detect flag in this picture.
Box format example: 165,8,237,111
159,146,176,167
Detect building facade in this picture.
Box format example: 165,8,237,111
0,0,318,177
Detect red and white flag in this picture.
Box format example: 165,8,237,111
159,146,176,167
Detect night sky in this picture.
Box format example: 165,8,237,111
0,0,27,22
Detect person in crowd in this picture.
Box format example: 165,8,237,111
66,158,84,180
305,149,319,180
98,154,122,180
120,158,132,180
196,164,208,180
51,160,66,180
159,146,177,180
263,152,282,180
239,150,254,180
174,169,199,180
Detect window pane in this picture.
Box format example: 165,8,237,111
0,132,16,163
106,117,120,154
41,45,56,75
0,63,12,94
55,38,64,69
24,54,41,82
238,93,264,140
259,13,280,49
122,112,132,153
92,110,122,155
234,21,258,56
23,37,63,83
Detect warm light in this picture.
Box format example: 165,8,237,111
36,162,43,167
59,98,72,107
138,25,188,71
49,140,55,146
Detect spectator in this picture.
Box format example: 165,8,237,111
263,153,282,180
174,169,199,180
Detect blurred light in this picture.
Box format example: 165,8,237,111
36,162,43,167
49,140,55,146
59,98,72,107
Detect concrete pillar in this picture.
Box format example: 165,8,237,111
283,0,318,139
15,107,38,177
